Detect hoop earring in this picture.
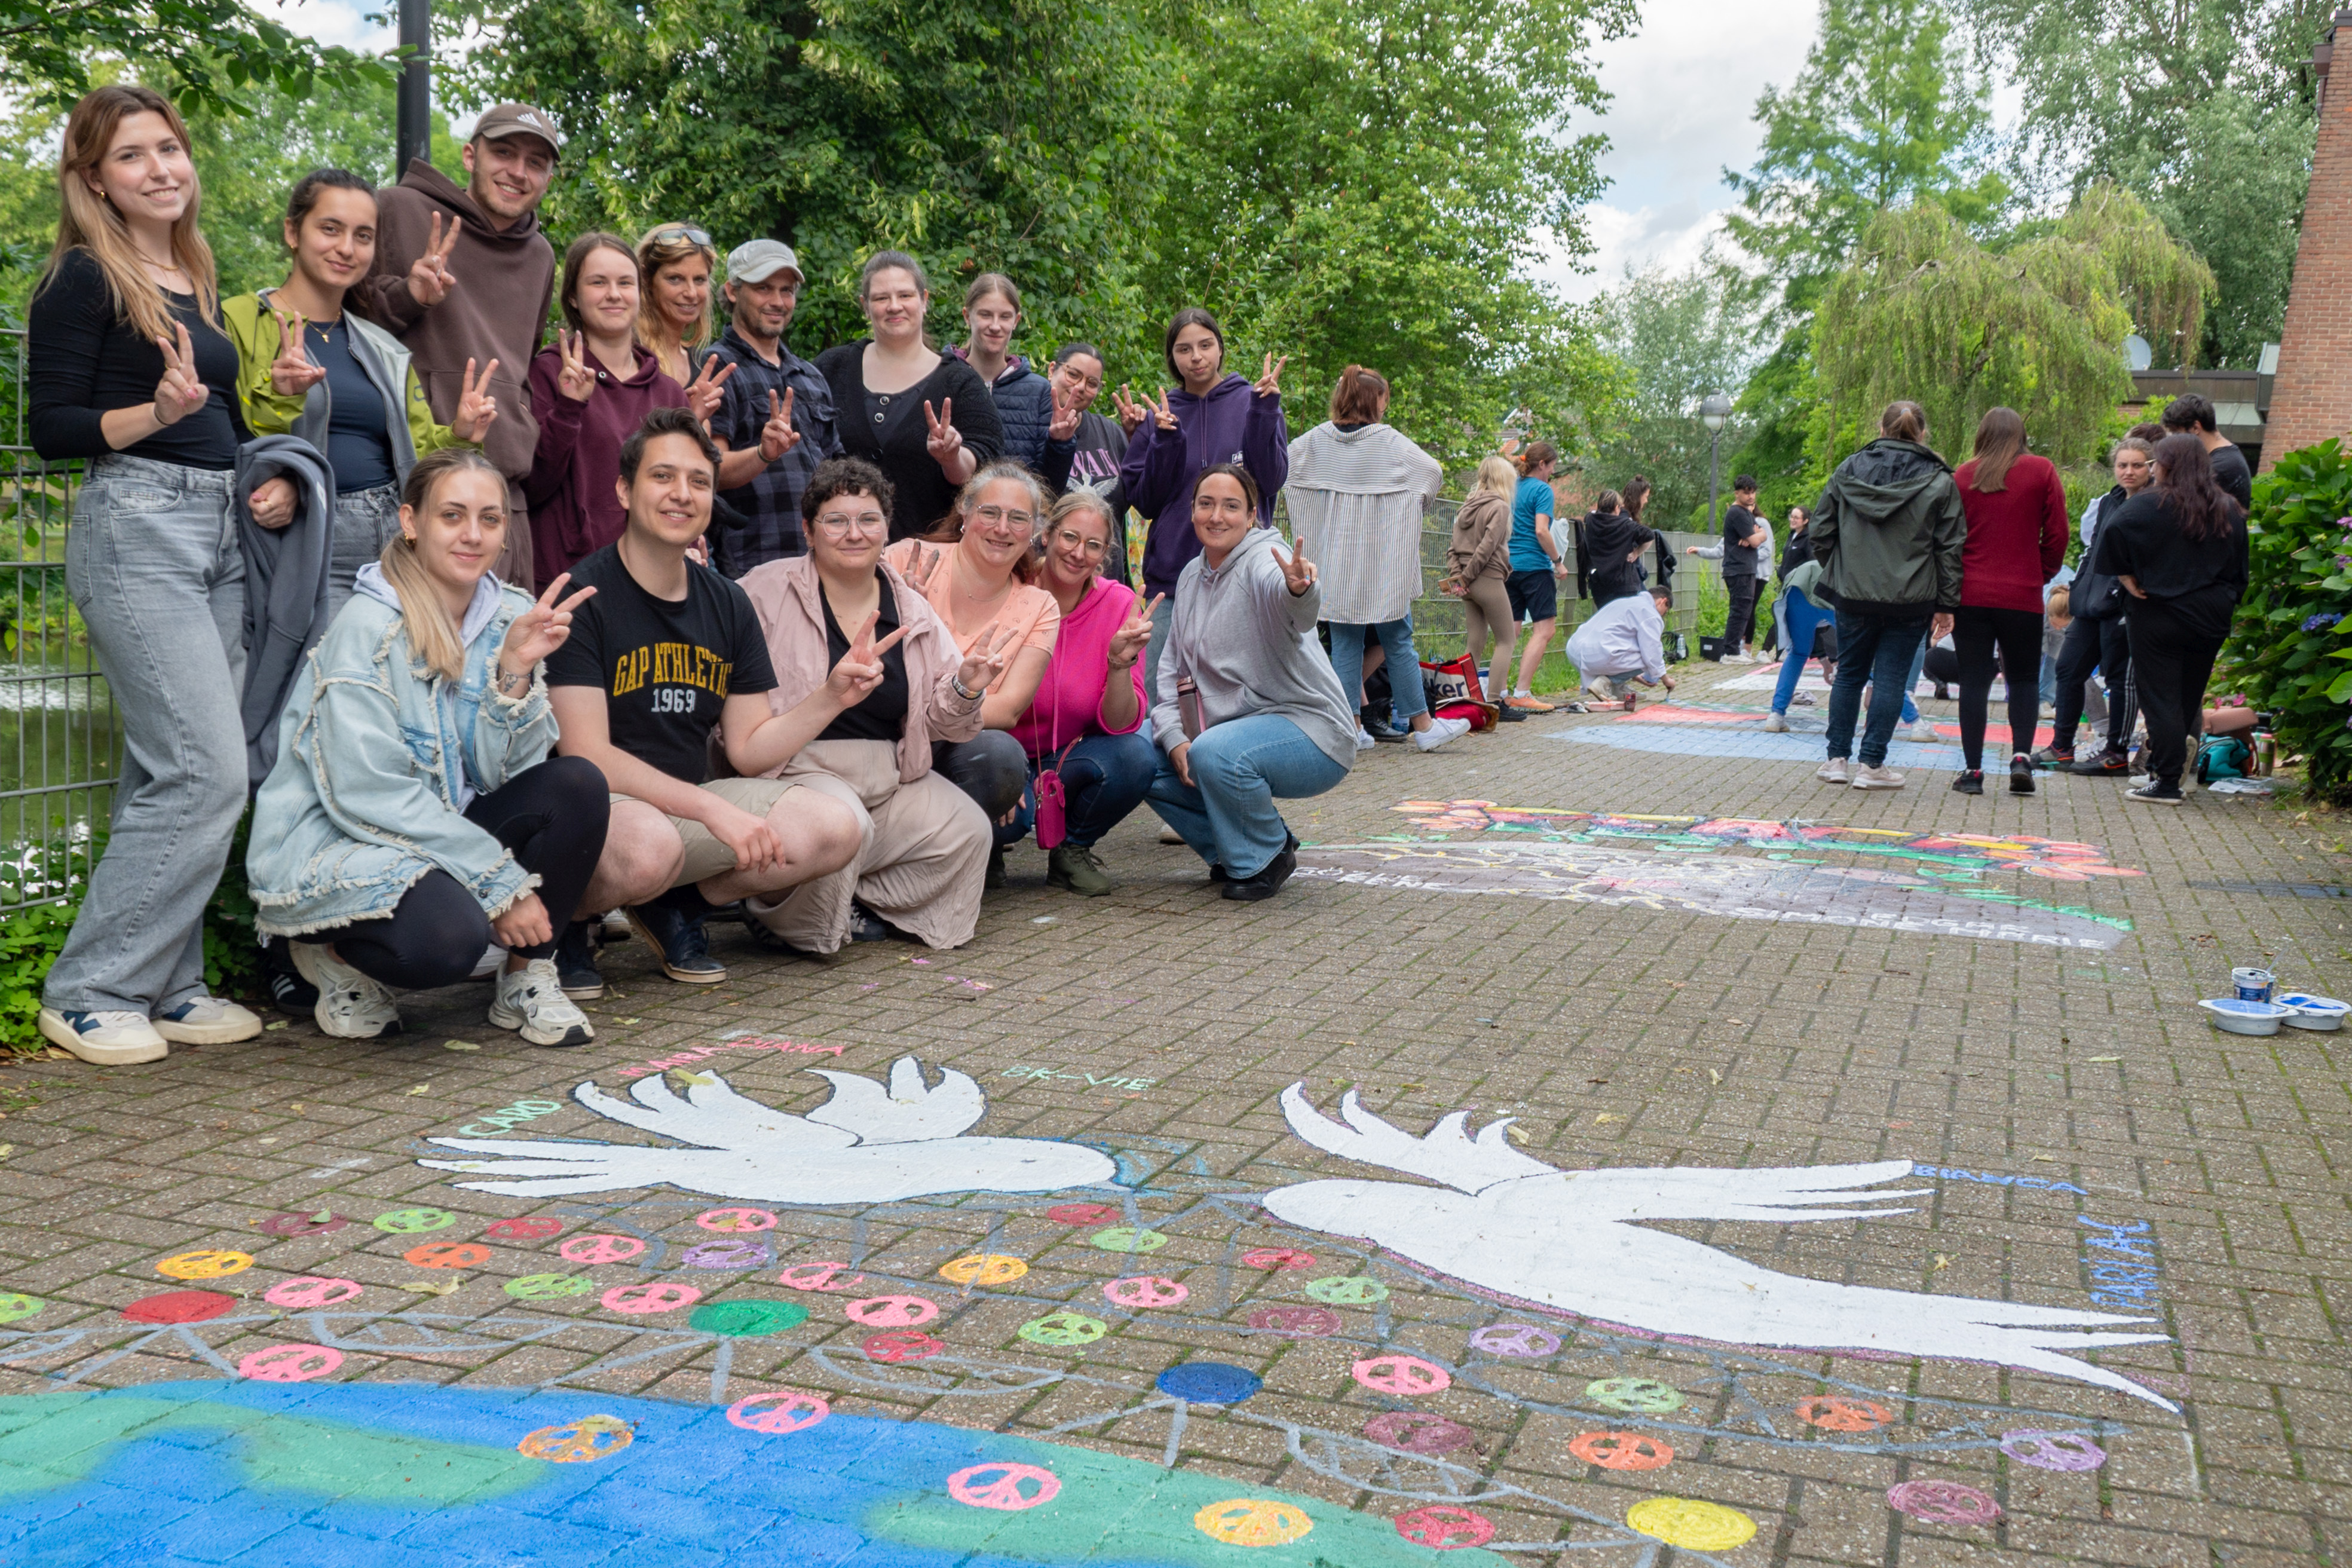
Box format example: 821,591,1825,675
400,534,419,549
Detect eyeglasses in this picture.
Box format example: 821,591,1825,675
813,512,888,538
1050,528,1106,556
971,505,1036,530
647,225,712,248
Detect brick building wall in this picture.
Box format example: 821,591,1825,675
2265,8,2352,467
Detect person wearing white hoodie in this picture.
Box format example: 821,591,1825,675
1567,584,1675,709
1148,464,1355,902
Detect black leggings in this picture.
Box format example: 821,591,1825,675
298,755,608,989
1952,605,2044,771
2125,597,2227,788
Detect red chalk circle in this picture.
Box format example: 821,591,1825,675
264,1276,363,1310
601,1281,702,1315
1364,1411,1475,1456
1239,1247,1316,1270
1393,1505,1496,1551
1794,1396,1892,1432
1886,1479,2004,1525
947,1461,1062,1511
776,1261,867,1292
725,1389,830,1434
1102,1275,1189,1309
696,1206,778,1233
238,1343,343,1383
403,1242,490,1270
1245,1306,1340,1337
1352,1354,1451,1397
844,1294,939,1328
559,1233,646,1266
484,1216,563,1241
122,1290,238,1324
1046,1202,1121,1224
1569,1431,1675,1471
862,1330,945,1363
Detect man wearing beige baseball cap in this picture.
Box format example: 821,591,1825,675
355,103,565,589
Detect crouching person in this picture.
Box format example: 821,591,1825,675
248,447,608,1046
1567,583,1675,709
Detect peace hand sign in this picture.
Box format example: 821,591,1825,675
267,305,326,398
152,321,210,427
1107,592,1161,669
824,608,908,706
955,623,1018,696
452,357,500,442
684,356,735,424
1252,353,1288,400
924,398,964,467
1048,379,1081,441
499,572,598,673
1141,388,1180,432
554,330,596,403
759,387,801,461
1110,383,1149,437
1273,534,1316,596
901,543,947,595
408,212,461,308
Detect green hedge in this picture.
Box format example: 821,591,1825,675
2222,439,2352,803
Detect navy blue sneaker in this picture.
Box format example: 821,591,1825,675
624,901,727,985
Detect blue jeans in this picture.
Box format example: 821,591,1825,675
1899,637,1928,725
1148,713,1348,878
1328,617,1425,726
997,730,1160,850
1770,587,1832,715
48,455,248,1016
1824,611,1931,768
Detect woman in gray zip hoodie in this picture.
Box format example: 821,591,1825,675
1146,464,1355,901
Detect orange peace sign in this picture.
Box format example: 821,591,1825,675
1568,1430,1676,1471
403,1242,490,1270
518,1414,634,1462
1794,1396,1892,1432
1193,1498,1313,1547
938,1253,1027,1286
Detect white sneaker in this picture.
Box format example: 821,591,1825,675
1761,712,1790,733
1723,652,1758,664
1903,720,1939,743
1585,675,1616,702
1817,757,1851,785
152,994,262,1045
1355,727,1379,752
37,1007,167,1065
289,942,403,1039
1851,764,1906,789
1413,716,1473,752
1159,825,1186,844
489,958,596,1048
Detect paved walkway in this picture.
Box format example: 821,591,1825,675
1,663,2346,1567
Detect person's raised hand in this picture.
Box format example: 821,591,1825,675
1110,383,1148,437
152,321,210,427
824,609,907,706
685,357,735,425
553,330,596,402
406,212,460,308
1048,379,1081,442
267,304,326,398
900,541,947,595
709,800,783,874
249,476,298,530
1252,352,1288,399
1272,534,1316,596
490,890,552,953
1107,592,1160,669
956,623,1018,696
924,397,965,468
758,387,801,462
1143,387,1180,432
500,572,597,673
452,357,500,442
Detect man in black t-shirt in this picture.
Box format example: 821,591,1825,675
1718,476,1769,662
2160,393,2254,512
546,408,862,991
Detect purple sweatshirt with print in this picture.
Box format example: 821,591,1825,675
1119,372,1290,599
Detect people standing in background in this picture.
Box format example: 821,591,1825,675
2160,393,2253,513
1587,489,1658,607
1762,505,1810,656
1046,343,1133,584
702,240,840,577
1717,477,1768,662
1287,366,1465,753
634,223,716,387
1443,455,1520,709
1947,406,2067,797
2039,436,2150,775
27,84,264,1063
815,252,1003,540
353,102,562,590
1622,476,1676,598
947,274,1074,479
1499,441,1566,712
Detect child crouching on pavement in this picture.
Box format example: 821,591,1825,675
1567,584,1675,710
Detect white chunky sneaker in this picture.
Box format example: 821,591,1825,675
153,994,262,1045
37,1007,167,1065
1585,675,1616,702
1851,764,1907,789
289,942,403,1039
1761,711,1790,733
1816,757,1851,785
489,958,596,1048
1413,716,1474,752
1903,719,1940,743
1355,726,1379,752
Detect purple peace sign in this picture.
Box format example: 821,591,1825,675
1468,1322,1561,1358
1999,1430,2107,1471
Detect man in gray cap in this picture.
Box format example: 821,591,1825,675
702,238,840,575
355,103,564,589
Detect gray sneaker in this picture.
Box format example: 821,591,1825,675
1816,757,1851,785
1585,675,1616,702
1851,764,1907,789
1761,712,1790,733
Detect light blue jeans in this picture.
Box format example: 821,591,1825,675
49,455,247,1016
327,482,402,620
1328,617,1426,727
1148,713,1348,879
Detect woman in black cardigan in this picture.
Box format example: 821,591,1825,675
816,252,1005,540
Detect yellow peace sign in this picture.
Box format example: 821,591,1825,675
1193,1498,1314,1547
938,1253,1028,1286
1626,1496,1757,1551
157,1250,253,1281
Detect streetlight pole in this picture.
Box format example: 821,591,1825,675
396,0,431,174
1699,393,1732,534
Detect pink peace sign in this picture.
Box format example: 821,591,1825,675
1102,1275,1189,1309
1239,1247,1316,1270
238,1343,344,1383
559,1233,647,1265
863,1329,945,1363
947,1461,1062,1511
1046,1202,1120,1224
263,1276,363,1310
1393,1505,1497,1551
1886,1479,2003,1526
777,1260,867,1292
696,1206,779,1233
1352,1354,1452,1397
844,1294,941,1328
725,1389,830,1434
485,1216,564,1242
601,1281,702,1315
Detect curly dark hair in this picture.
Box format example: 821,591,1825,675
803,455,896,522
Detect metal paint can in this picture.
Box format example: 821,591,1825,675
2232,967,2276,1002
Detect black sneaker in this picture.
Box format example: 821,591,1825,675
2008,754,2036,795
986,844,1008,890
1492,703,1527,723
263,936,319,1013
847,902,895,943
624,898,727,985
1222,837,1300,902
1952,770,1984,795
2068,749,2130,776
2028,745,2074,768
2126,781,2183,805
553,920,605,1000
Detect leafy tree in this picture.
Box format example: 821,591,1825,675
1585,259,1758,524
0,0,389,118
2220,440,2352,800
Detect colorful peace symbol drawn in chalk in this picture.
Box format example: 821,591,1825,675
938,1254,1028,1286
1046,1202,1120,1224
679,1238,772,1270
725,1390,829,1435
777,1260,867,1291
1246,1305,1341,1337
1303,1275,1387,1305
1794,1395,1892,1432
255,1210,348,1237
558,1233,646,1266
1625,1497,1757,1551
1193,1498,1313,1547
844,1294,939,1328
370,1208,455,1235
1102,1275,1189,1309
1886,1479,2003,1524
237,1343,344,1383
263,1276,363,1310
1392,1505,1496,1551
1088,1226,1168,1254
1238,1247,1315,1270
1018,1310,1107,1347
122,1290,236,1324
1157,1362,1262,1404
863,1329,945,1363
0,1293,41,1324
504,1273,593,1300
1999,1429,2107,1472
600,1281,702,1315
1585,1377,1683,1413
688,1299,808,1337
1351,1354,1451,1396
695,1206,778,1233
483,1216,563,1242
1364,1411,1476,1456
1468,1322,1561,1358
403,1242,490,1270
156,1250,252,1281
1569,1431,1675,1471
518,1414,634,1461
947,1462,1061,1511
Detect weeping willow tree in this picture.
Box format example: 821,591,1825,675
2057,182,2216,370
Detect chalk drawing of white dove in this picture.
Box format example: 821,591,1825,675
418,1057,1116,1204
1262,1086,2178,1410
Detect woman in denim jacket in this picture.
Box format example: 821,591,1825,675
249,448,608,1046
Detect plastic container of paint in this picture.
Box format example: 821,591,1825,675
2199,997,2295,1035
2274,991,2349,1030
2231,967,2276,1002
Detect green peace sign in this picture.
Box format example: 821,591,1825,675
504,1273,595,1301
1303,1275,1388,1305
689,1299,810,1337
1088,1226,1168,1254
373,1207,457,1235
0,1292,41,1324
1585,1377,1684,1413
1018,1310,1108,1347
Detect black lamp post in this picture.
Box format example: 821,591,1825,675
396,0,431,174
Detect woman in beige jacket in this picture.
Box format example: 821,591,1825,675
737,458,1015,953
1444,455,1521,704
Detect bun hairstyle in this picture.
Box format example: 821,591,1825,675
964,271,1020,313
384,446,509,682
1515,440,1558,476
1163,307,1224,381
1472,455,1518,496
1328,365,1389,424
1967,405,2026,493
286,167,375,238
1879,400,1929,444
559,229,639,333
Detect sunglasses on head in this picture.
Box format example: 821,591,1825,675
647,225,712,248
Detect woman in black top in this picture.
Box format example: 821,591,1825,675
814,252,1004,540
26,85,262,1065
2093,433,2249,804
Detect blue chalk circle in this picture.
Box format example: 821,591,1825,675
1156,1361,1263,1404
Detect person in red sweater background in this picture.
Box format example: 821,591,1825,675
1950,405,2068,796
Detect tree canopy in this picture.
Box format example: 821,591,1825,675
0,0,388,118
1585,261,1758,525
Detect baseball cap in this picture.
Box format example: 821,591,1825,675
473,103,564,157
728,239,804,286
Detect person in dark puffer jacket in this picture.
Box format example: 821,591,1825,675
946,272,1076,483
